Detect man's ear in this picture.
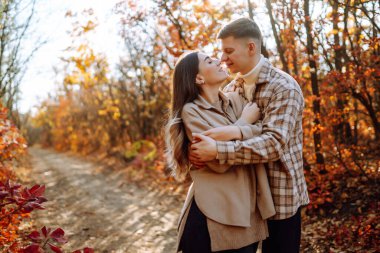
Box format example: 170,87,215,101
248,41,257,56
195,74,205,85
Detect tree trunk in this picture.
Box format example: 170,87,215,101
265,0,289,73
304,0,325,166
331,0,353,145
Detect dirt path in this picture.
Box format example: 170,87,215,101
27,147,182,253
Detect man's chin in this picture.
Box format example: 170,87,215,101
228,68,239,74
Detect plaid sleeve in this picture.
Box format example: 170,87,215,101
216,88,303,166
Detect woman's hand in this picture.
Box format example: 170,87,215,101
240,102,261,124
202,126,241,141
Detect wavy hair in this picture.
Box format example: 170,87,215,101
165,51,200,181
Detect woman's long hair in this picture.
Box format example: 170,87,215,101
165,51,201,181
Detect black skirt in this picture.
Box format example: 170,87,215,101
178,199,259,253
179,199,212,253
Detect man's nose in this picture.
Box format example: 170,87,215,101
221,53,228,62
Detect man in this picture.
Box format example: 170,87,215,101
190,18,309,253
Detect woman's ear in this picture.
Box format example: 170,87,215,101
195,74,205,85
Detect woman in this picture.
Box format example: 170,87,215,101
165,51,275,253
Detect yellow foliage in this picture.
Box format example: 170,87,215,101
98,110,107,116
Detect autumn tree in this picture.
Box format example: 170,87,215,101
0,0,39,118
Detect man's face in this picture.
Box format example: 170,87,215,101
220,36,253,74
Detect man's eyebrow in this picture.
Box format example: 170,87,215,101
204,56,211,62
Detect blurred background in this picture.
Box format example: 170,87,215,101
0,0,379,252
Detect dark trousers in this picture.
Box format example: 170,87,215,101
179,200,259,253
262,207,302,253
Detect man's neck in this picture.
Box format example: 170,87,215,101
240,54,261,75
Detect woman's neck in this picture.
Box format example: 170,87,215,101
200,84,220,104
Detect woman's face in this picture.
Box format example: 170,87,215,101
197,52,228,86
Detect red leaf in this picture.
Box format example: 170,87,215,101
28,231,42,242
41,226,50,237
30,202,46,209
37,196,48,203
30,185,46,197
9,241,20,252
0,191,8,199
22,244,42,253
50,228,68,243
48,243,63,253
71,248,94,253
83,248,94,253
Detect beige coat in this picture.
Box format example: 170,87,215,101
176,91,275,252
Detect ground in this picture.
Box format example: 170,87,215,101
21,146,378,253
24,147,182,253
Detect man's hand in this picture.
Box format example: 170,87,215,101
202,126,241,141
190,133,217,162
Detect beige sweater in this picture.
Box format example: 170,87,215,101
176,91,275,252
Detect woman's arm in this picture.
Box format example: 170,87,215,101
202,122,263,141
181,105,232,173
202,92,263,141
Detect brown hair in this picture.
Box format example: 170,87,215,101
165,51,200,181
217,17,262,42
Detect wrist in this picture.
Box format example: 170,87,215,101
233,126,242,140
236,117,250,126
212,140,218,159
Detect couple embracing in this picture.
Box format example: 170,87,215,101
165,17,309,253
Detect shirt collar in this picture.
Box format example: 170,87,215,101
256,57,272,85
193,90,231,111
238,54,265,84
233,56,271,86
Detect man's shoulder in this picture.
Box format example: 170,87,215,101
267,65,302,95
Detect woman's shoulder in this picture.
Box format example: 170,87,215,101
181,102,200,119
182,101,198,113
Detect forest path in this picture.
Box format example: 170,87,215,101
27,147,181,253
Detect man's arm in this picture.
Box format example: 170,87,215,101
196,88,304,165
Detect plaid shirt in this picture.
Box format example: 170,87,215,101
218,58,309,220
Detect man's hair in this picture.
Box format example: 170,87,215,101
217,17,262,42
